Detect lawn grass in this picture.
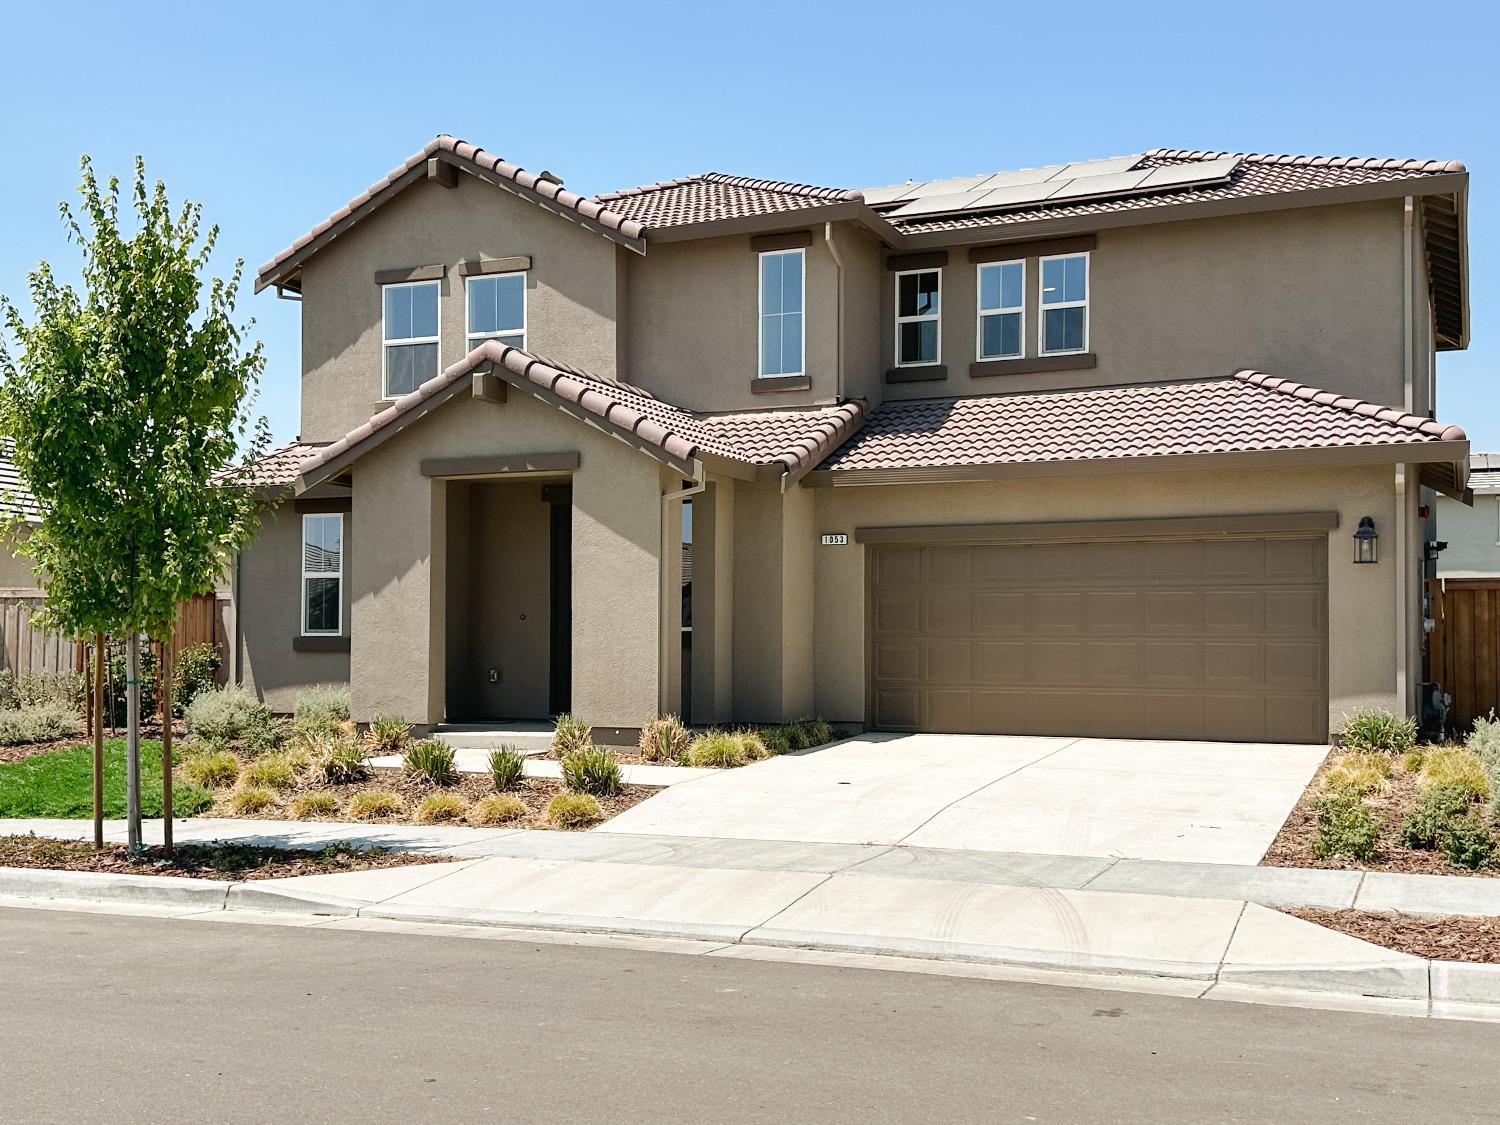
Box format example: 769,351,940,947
0,739,212,819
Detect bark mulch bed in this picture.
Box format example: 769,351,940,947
199,767,652,831
0,833,445,880
1283,907,1500,963
1262,752,1500,879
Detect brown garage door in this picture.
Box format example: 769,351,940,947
869,535,1328,743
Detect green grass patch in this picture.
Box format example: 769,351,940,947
0,739,213,819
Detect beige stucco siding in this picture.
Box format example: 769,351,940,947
0,528,40,589
1438,494,1500,577
298,174,620,443
809,464,1409,737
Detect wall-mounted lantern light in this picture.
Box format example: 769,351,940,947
1353,516,1379,564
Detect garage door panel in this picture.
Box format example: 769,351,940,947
1144,694,1208,740
1203,642,1263,687
1265,696,1326,744
877,547,923,585
875,592,922,634
873,688,921,730
924,593,974,634
971,690,1028,732
975,593,1025,634
1265,641,1325,687
976,642,1025,682
1028,642,1084,684
925,547,973,585
926,690,973,732
1266,537,1324,581
1143,590,1203,632
1142,642,1201,686
1026,592,1084,632
1203,590,1262,632
1145,540,1203,580
873,640,921,681
1203,695,1265,741
972,545,1026,584
1084,641,1140,683
1265,590,1324,633
1203,538,1264,580
1085,591,1142,632
1026,543,1085,583
924,641,973,682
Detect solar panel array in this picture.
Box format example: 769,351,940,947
864,154,1243,220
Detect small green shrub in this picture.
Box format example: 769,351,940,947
0,702,78,746
489,746,527,791
791,718,833,749
1402,749,1426,773
180,749,240,789
760,726,796,755
738,731,769,762
1468,713,1500,757
171,642,221,714
314,738,368,785
1439,815,1497,870
228,785,277,815
404,739,457,786
413,792,468,824
561,744,621,795
107,647,159,722
15,672,85,711
240,712,286,756
289,791,341,820
242,753,297,791
1310,789,1381,861
546,791,602,828
366,715,410,755
1420,746,1489,801
552,712,592,757
1339,709,1417,755
0,670,16,710
1320,751,1392,798
469,793,527,826
186,686,275,744
294,684,351,724
686,730,747,769
290,712,346,745
347,789,404,821
1399,784,1476,850
639,715,691,763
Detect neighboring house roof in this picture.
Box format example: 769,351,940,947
0,440,41,523
1465,453,1500,496
215,441,329,489
255,136,648,295
592,173,864,230
287,340,868,494
811,370,1469,496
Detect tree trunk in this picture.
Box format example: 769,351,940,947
125,632,141,849
93,634,104,850
160,638,173,856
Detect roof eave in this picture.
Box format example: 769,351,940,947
643,200,905,247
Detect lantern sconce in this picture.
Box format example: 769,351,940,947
1353,516,1378,564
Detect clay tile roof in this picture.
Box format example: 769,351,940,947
590,172,864,228
0,440,40,523
819,370,1466,475
214,441,329,489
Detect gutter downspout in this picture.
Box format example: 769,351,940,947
825,222,845,401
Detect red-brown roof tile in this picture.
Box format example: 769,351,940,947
214,441,328,489
590,173,863,228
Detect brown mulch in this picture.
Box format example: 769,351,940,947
1283,907,1500,963
1262,751,1500,878
199,766,652,831
0,833,446,881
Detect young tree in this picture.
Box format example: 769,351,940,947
0,156,269,848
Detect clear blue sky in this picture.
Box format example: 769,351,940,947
1,0,1494,447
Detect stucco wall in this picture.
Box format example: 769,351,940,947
1438,493,1500,577
808,463,1407,737
298,174,621,443
0,528,40,588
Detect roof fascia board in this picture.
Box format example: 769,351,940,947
445,152,646,255
645,201,905,247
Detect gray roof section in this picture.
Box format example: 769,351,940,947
0,441,40,524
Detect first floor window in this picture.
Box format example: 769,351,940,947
302,513,343,636
1040,252,1088,354
383,280,440,398
467,272,526,349
896,269,941,366
977,260,1024,359
759,249,804,377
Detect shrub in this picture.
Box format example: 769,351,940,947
1439,815,1497,870
242,753,298,791
639,715,691,763
347,789,404,821
1339,709,1417,755
469,793,527,826
552,712,592,757
180,749,239,789
404,739,457,786
1320,751,1392,798
186,686,275,744
1399,784,1476,850
1402,749,1426,773
1310,789,1381,861
561,744,621,796
791,718,833,749
240,712,286,756
489,746,526,791
366,715,410,755
0,702,78,746
172,642,220,714
413,792,468,824
289,792,341,820
1468,713,1500,757
760,726,795,755
0,670,15,710
546,791,602,828
228,785,277,815
107,646,158,722
1419,747,1489,802
738,731,769,762
315,738,369,785
290,712,346,744
685,730,748,769
294,684,351,724
16,672,85,711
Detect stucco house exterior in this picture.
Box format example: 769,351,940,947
1438,454,1499,577
227,135,1473,746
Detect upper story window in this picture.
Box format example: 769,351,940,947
382,280,439,398
301,513,343,636
467,272,526,350
896,269,941,366
976,260,1024,360
759,249,804,378
1040,253,1089,355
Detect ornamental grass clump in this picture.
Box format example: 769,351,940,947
289,792,341,820
552,713,592,757
639,715,691,763
1339,709,1417,755
314,738,368,785
488,746,526,791
546,791,602,828
791,718,833,749
179,748,239,789
469,793,527,826
561,744,621,796
685,730,762,769
241,753,297,791
228,785,277,816
366,715,410,755
1419,746,1490,802
413,792,468,824
1310,788,1381,861
347,789,404,821
403,739,457,786
1319,751,1393,798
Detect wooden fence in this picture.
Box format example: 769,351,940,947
1429,578,1500,735
0,589,226,681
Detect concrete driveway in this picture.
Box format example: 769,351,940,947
603,733,1328,865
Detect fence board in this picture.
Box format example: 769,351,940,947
1432,579,1500,735
0,591,225,682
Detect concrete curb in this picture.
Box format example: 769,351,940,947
0,866,233,911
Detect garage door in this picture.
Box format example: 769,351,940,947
868,535,1328,743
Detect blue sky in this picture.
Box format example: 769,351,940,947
0,0,1494,447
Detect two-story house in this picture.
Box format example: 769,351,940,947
230,135,1472,746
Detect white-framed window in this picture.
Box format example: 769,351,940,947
758,249,804,378
895,268,941,366
466,272,526,350
1039,252,1089,355
976,260,1024,360
301,513,343,636
382,280,440,399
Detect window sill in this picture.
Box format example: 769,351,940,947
750,375,812,393
885,364,948,384
293,635,350,653
970,353,1097,378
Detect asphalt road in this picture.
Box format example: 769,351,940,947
2,907,1499,1124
